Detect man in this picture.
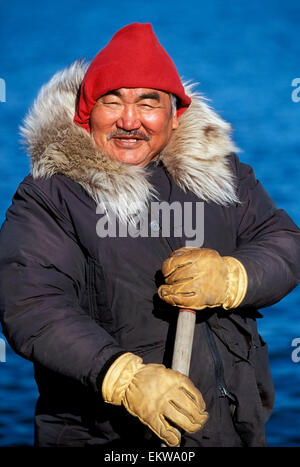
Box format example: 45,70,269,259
0,22,299,448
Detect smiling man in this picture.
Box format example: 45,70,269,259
90,87,178,167
0,22,300,449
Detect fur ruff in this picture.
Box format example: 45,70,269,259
20,60,239,223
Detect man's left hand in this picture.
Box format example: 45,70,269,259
158,247,248,310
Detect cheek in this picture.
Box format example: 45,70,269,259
141,112,172,134
90,109,117,134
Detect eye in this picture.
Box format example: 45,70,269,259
140,102,157,109
105,101,121,105
99,98,122,106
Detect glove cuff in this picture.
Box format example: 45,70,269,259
222,257,248,309
102,352,144,405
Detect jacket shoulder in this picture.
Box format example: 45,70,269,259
227,153,257,188
16,173,94,222
22,172,91,200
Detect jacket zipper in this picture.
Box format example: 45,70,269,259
204,321,236,404
87,257,97,321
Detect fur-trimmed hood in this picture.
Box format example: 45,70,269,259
20,60,239,223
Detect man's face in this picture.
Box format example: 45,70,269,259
89,88,179,167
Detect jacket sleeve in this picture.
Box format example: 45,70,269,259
230,154,300,309
0,179,125,394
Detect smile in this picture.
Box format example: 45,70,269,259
120,138,139,142
111,138,145,148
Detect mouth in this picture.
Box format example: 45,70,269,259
111,136,146,148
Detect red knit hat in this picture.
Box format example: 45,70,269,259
74,23,191,132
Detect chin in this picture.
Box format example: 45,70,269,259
112,151,150,167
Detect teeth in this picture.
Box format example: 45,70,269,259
121,138,137,142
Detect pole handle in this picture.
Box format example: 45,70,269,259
171,308,196,376
161,308,196,447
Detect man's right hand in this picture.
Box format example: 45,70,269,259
102,352,208,447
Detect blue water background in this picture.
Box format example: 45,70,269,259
0,0,300,447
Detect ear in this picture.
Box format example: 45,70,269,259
172,113,179,130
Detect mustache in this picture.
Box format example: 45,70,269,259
107,129,150,142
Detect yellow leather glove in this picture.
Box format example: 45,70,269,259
102,352,208,447
158,247,248,310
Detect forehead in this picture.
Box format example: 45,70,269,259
100,87,170,100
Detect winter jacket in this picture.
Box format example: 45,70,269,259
0,61,300,447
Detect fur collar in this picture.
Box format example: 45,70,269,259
20,60,239,223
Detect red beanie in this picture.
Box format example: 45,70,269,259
74,23,191,132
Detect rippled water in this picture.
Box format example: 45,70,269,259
1,0,300,447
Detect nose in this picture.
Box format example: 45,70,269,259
116,104,141,130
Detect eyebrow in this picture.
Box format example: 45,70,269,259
137,92,161,102
102,90,161,102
